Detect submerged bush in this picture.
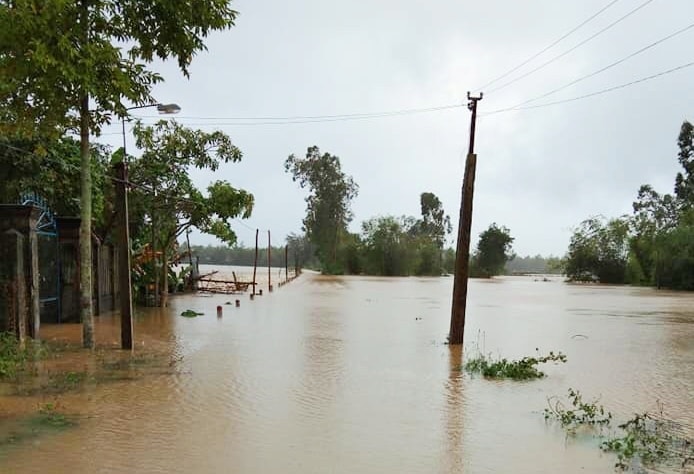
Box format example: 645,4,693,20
544,388,612,432
602,411,693,471
545,390,693,471
464,350,567,380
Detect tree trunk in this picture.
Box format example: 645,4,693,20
79,93,94,348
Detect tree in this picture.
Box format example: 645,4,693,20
129,120,253,307
471,223,514,278
565,217,629,284
674,120,694,208
415,192,451,275
361,216,415,276
0,0,238,347
0,137,109,222
285,146,358,274
418,192,452,249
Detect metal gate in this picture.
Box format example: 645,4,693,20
21,193,61,323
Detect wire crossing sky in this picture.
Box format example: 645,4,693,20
90,0,692,256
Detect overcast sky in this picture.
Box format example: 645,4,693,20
98,0,693,257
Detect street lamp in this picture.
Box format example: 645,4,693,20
116,102,180,349
121,103,181,158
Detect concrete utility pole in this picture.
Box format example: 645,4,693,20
114,161,133,350
449,92,483,345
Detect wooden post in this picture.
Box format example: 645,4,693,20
449,92,482,346
114,162,134,350
252,229,259,295
285,245,289,282
267,230,272,292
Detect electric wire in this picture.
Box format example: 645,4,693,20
487,0,657,94
484,60,694,115
502,22,694,110
130,103,463,126
475,0,623,91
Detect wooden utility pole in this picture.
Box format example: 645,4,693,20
252,229,259,295
114,162,133,350
449,92,483,345
267,230,272,292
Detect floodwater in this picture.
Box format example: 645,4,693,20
1,272,693,473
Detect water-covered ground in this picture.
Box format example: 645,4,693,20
1,272,692,473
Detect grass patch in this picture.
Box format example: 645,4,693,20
0,332,47,379
0,402,76,449
180,309,204,318
545,390,693,471
463,350,567,380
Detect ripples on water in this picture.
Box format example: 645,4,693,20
1,273,692,473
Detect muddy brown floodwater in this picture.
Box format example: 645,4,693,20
1,273,693,473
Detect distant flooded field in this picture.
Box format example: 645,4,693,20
1,272,692,473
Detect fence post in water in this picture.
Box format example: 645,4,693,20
217,305,222,318
235,299,240,308
267,230,272,293
252,229,259,295
285,244,288,283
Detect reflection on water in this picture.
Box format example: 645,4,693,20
1,274,693,473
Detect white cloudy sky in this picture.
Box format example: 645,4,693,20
98,0,693,257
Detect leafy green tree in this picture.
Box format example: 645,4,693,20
471,223,515,278
565,217,629,284
414,192,452,275
674,120,694,207
0,0,238,347
129,120,253,307
0,137,109,223
285,146,358,274
361,216,415,276
418,192,452,249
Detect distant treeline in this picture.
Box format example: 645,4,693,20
504,255,564,275
189,244,299,268
190,242,562,277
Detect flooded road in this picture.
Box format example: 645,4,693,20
1,273,693,473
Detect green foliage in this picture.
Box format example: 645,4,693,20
361,216,416,276
463,350,566,380
470,223,515,278
544,388,612,431
600,411,693,471
0,137,109,221
674,120,694,207
565,216,629,283
0,332,25,379
180,310,203,318
36,402,74,429
545,389,693,471
285,146,358,274
0,0,238,137
128,120,253,303
418,192,452,250
0,332,46,379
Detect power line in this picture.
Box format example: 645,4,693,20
484,60,694,115
475,0,623,91
505,22,694,110
130,103,463,126
487,0,657,94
